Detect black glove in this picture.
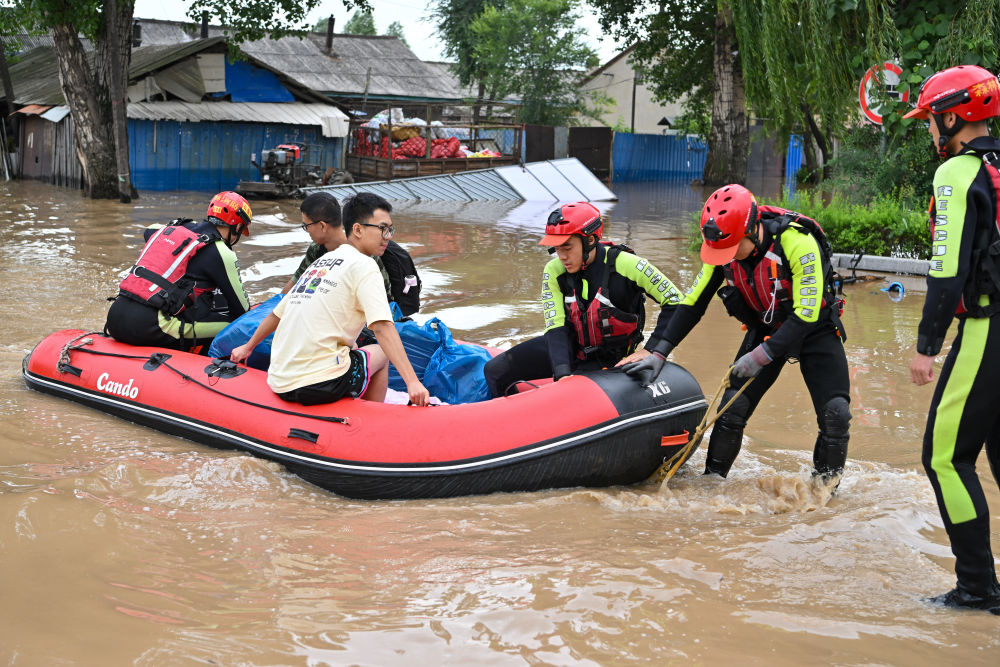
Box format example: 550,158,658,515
622,351,667,386
730,343,772,379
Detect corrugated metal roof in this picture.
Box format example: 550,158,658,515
301,159,617,202
5,47,65,105
453,170,522,200
8,20,468,104
396,174,474,201
129,37,228,77
5,39,341,116
6,33,92,54
5,40,229,105
127,101,349,137
134,19,464,102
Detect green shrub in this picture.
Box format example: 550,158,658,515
686,190,930,259
826,124,936,209
769,191,929,259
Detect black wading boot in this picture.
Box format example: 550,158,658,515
927,517,1000,614
704,422,743,478
812,397,849,484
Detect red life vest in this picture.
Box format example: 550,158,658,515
118,221,212,316
562,245,643,361
722,206,836,325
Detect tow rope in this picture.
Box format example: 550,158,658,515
56,334,348,425
650,370,755,484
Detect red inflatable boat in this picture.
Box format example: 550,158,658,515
23,330,708,499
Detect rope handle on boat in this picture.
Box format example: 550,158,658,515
503,379,542,396
57,335,348,425
650,371,755,485
58,330,105,375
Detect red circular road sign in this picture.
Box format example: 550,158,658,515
859,62,910,125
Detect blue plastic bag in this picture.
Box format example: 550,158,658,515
421,321,493,404
208,294,282,370
386,316,442,391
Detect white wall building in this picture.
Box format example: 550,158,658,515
579,45,685,135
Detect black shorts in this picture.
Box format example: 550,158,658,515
277,349,371,406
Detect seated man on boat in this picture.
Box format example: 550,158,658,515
627,184,850,481
281,193,421,318
229,192,430,407
104,191,252,352
483,201,683,396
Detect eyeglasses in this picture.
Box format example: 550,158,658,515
359,222,395,239
300,220,322,232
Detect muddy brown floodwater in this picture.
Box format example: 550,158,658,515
1,180,997,664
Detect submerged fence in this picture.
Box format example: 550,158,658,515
128,120,345,192
611,133,708,182
609,130,804,189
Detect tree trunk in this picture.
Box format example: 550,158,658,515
800,128,818,184
49,1,135,199
801,103,830,181
0,35,15,109
104,0,134,202
486,84,498,121
702,5,748,186
0,34,17,179
472,80,486,125
50,23,117,198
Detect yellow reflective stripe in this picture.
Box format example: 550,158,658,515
157,312,231,340
781,226,823,323
931,317,988,524
680,263,717,307
612,251,683,305
929,155,980,278
542,258,568,331
216,241,250,311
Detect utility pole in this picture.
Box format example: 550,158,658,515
630,74,638,134
362,66,371,115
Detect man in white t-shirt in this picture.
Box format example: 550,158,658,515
231,193,429,406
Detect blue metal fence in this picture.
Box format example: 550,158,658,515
128,119,345,192
784,134,804,198
611,133,708,182
609,131,805,192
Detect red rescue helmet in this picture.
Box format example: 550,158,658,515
699,184,758,265
207,191,253,236
538,202,603,246
903,65,1000,121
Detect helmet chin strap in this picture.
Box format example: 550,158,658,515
581,234,599,267
222,224,243,248
745,220,764,258
932,113,966,158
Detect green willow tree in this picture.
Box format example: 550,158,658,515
470,0,599,126
343,10,376,35
727,0,1000,185
384,21,409,47
590,1,746,184
8,0,368,199
591,0,994,186
429,0,505,123
731,0,897,182
827,0,1000,203
882,0,1000,138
